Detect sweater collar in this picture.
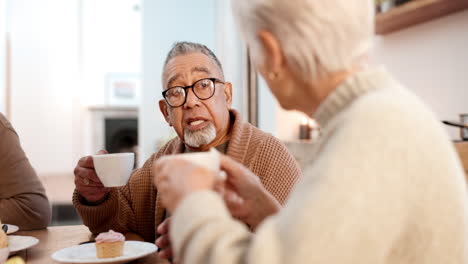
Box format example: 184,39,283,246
225,109,251,164
314,67,394,128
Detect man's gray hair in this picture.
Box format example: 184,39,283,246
164,41,224,76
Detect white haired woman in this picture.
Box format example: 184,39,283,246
153,0,468,263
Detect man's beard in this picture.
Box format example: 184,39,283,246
184,123,217,148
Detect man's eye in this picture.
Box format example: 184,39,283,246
200,80,210,88
170,89,182,97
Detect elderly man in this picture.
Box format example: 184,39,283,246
73,42,300,243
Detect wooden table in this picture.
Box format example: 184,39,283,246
15,225,168,263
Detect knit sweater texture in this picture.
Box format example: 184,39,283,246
0,113,51,230
73,110,301,241
170,68,468,264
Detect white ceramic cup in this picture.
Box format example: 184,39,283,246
170,148,224,179
92,153,134,187
0,247,9,263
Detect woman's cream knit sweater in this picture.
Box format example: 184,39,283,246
170,68,468,264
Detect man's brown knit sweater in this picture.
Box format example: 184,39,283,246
73,110,301,242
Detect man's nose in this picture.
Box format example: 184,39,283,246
183,88,200,108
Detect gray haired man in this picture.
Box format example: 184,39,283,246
72,41,301,257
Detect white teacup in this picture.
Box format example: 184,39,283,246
0,247,8,263
170,148,222,177
92,153,134,187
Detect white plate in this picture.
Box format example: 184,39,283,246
52,241,157,264
8,235,39,255
4,224,19,235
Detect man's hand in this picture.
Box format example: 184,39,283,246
74,150,110,204
220,155,281,230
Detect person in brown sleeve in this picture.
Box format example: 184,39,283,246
0,113,51,230
72,42,301,251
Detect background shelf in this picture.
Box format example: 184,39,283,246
376,0,468,35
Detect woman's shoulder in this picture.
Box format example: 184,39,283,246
328,85,451,155
345,86,437,130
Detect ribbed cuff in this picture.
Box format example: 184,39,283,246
72,189,119,231
170,190,230,256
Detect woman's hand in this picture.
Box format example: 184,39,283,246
155,218,174,260
220,155,281,230
153,157,217,213
153,154,281,230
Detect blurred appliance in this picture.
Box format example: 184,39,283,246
105,117,138,168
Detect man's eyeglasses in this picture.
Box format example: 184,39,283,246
162,78,224,108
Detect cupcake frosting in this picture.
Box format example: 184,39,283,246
95,230,125,244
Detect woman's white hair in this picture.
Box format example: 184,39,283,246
232,0,374,83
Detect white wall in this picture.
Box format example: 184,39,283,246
80,0,142,156
258,76,276,135
262,10,468,141
373,10,468,140
216,0,246,115
8,0,80,176
81,0,142,107
0,0,6,114
140,0,217,164
5,0,142,180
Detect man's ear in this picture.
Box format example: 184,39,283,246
223,82,233,108
257,30,285,74
158,99,172,126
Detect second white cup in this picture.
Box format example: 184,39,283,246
170,148,220,173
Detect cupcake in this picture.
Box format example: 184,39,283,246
0,221,9,263
95,230,125,258
4,256,25,264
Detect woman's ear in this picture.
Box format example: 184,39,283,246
257,30,285,74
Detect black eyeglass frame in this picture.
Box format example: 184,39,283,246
162,78,225,108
